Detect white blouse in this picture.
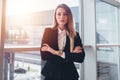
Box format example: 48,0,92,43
58,28,66,58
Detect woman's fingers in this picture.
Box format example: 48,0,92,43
75,46,83,50
42,44,49,47
73,49,82,53
72,46,83,53
41,44,49,51
41,46,47,51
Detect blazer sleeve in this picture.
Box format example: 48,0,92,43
40,28,65,62
65,32,85,63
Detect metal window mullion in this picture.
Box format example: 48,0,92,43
118,6,120,80
9,53,14,80
79,0,85,80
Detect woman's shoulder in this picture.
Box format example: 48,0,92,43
44,27,57,33
76,31,80,36
44,27,52,30
45,27,57,30
74,31,81,39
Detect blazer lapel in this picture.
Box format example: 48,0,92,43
64,35,70,53
52,29,59,50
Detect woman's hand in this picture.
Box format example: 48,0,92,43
41,44,58,55
41,44,50,52
72,46,83,53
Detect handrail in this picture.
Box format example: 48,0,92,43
97,44,120,47
4,45,92,53
4,46,40,52
5,44,120,52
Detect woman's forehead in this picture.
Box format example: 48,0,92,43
56,7,67,13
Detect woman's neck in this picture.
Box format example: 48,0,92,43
58,25,65,31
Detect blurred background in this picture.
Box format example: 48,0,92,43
0,0,120,80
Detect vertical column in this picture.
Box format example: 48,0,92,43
79,1,84,80
9,53,14,80
82,0,97,80
118,7,120,80
0,0,6,80
4,53,10,80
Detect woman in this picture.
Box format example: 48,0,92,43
40,4,85,80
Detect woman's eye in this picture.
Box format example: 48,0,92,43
56,13,68,16
57,13,61,16
64,13,68,16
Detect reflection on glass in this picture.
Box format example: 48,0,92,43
97,47,119,80
96,0,118,44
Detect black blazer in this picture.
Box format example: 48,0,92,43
40,28,85,80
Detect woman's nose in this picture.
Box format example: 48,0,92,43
60,15,64,18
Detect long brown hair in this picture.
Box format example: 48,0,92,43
52,3,76,38
52,4,76,52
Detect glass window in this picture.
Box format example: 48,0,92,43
97,47,119,80
96,0,119,80
5,0,81,80
6,0,80,46
96,0,118,44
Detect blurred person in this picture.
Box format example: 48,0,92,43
40,3,85,80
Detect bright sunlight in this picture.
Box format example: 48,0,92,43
6,0,79,16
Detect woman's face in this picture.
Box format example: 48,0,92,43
56,7,68,27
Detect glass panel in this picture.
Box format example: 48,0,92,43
5,0,80,46
96,0,118,44
4,51,41,80
14,52,41,80
97,47,119,80
5,0,81,80
96,0,119,80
